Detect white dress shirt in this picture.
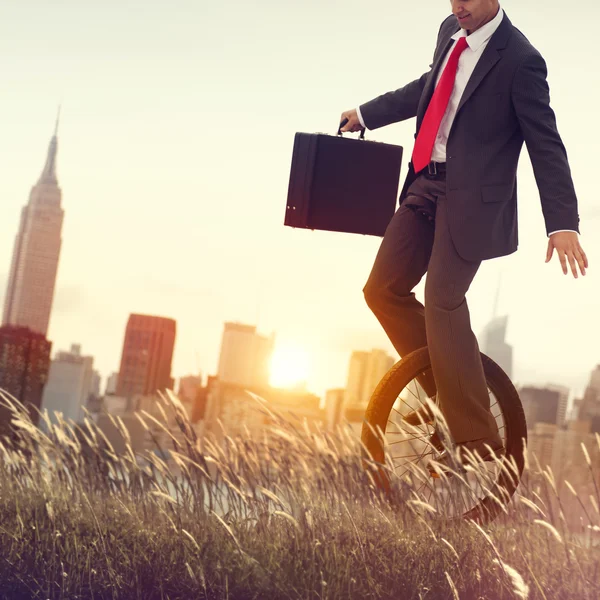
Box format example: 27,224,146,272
430,7,505,162
355,6,575,236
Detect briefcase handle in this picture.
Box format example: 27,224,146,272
338,118,365,140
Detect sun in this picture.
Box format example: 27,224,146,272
269,344,310,389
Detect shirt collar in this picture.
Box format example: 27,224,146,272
451,6,505,51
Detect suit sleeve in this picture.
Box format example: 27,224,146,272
357,17,452,131
358,73,430,130
511,52,580,234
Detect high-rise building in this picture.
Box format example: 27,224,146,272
345,349,395,408
178,375,203,403
527,422,557,469
345,351,369,407
577,365,600,433
479,315,513,380
519,385,561,429
528,420,600,494
116,314,176,398
191,375,216,423
325,388,346,431
105,372,119,395
546,384,570,429
2,117,64,337
0,325,52,428
41,344,96,425
91,370,102,400
361,349,395,405
217,322,273,389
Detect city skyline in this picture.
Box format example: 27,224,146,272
3,119,596,401
1,1,599,399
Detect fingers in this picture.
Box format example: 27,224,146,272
575,246,587,276
577,243,589,269
339,110,360,133
548,236,589,278
567,251,579,278
558,249,568,275
560,248,587,278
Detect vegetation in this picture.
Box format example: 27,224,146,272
0,391,598,599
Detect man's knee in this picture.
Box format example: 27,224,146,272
363,279,382,311
364,276,415,313
424,278,464,313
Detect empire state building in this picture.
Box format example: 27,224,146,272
2,118,64,336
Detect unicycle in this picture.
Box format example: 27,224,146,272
361,347,527,524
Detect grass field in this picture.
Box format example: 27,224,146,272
0,391,598,599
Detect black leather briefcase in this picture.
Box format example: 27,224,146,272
284,124,403,237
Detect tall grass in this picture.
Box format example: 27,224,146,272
0,389,598,599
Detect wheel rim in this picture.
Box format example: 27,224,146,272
376,366,511,520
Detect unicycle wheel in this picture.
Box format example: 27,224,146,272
361,347,527,524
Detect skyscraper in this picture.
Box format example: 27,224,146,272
479,315,513,379
345,349,395,409
178,375,203,403
3,116,64,336
546,384,570,428
105,372,119,395
41,344,96,425
217,322,273,389
325,388,345,431
0,325,52,429
345,351,369,407
116,314,176,398
577,365,600,433
519,385,561,429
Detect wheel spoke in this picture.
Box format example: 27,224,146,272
387,431,432,444
392,451,433,461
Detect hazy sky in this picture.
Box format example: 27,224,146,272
1,0,598,399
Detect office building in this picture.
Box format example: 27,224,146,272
527,422,557,470
217,322,274,389
41,344,96,425
528,420,600,497
178,375,203,403
2,116,64,336
105,372,119,395
0,325,52,428
116,314,176,398
479,315,513,380
546,384,570,429
345,349,395,408
325,388,345,431
520,385,561,429
577,365,600,433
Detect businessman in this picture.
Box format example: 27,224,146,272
340,0,588,472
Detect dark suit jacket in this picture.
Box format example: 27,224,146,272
359,13,580,261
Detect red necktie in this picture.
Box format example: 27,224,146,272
412,36,469,173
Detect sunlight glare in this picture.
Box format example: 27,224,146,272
269,344,310,389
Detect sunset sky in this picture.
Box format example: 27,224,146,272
1,0,598,399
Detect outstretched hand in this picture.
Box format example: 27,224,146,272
546,231,588,278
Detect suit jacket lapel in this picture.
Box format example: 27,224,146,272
456,14,513,114
455,46,501,113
